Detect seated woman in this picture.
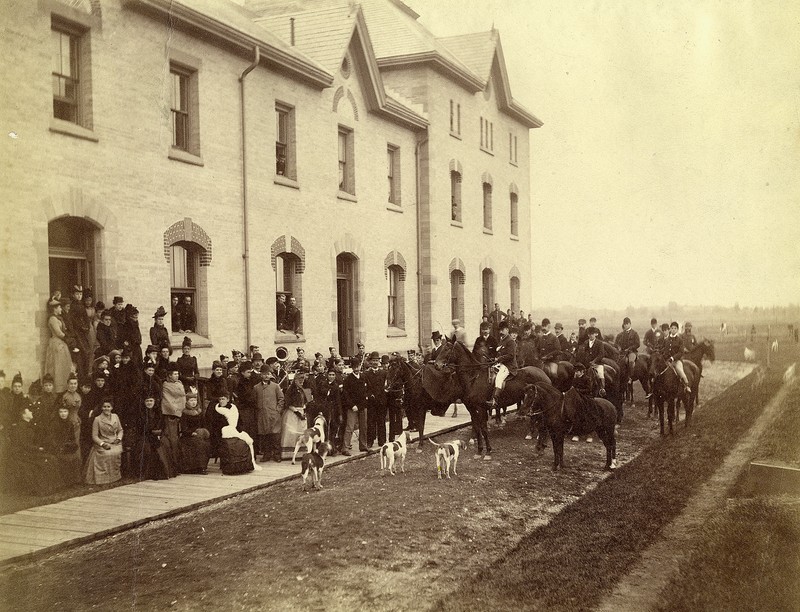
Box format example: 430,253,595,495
84,399,123,485
214,393,260,472
179,391,211,474
47,404,82,486
7,405,61,496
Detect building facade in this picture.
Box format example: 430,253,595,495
0,0,540,381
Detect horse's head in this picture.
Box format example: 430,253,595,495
522,383,542,412
650,349,667,373
434,339,457,370
385,359,406,389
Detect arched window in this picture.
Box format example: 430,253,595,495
275,252,303,334
450,170,462,222
450,269,465,323
482,268,495,313
48,216,97,296
385,251,407,331
483,182,493,230
510,276,520,314
510,192,519,237
164,218,212,337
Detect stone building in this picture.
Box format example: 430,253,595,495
0,0,540,381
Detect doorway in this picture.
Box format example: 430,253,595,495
336,253,357,356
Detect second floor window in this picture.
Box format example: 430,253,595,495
52,26,80,123
451,171,462,222
510,192,519,236
483,182,493,230
170,68,190,150
387,145,400,204
338,127,355,194
275,103,296,179
450,100,461,135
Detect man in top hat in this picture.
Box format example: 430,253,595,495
615,317,641,386
491,320,517,407
110,296,127,331
577,326,608,396
539,319,561,363
363,351,387,448
473,322,498,362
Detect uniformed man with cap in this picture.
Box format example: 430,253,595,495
615,317,641,385
363,351,387,448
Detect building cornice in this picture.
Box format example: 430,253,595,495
377,53,485,93
123,0,333,88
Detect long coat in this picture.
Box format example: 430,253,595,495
255,380,284,435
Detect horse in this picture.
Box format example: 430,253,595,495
434,340,549,458
385,357,458,452
626,353,652,406
522,382,617,471
650,350,698,435
679,338,715,418
540,351,577,391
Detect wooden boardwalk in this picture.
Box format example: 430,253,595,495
0,409,475,566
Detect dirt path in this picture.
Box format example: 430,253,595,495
595,365,793,612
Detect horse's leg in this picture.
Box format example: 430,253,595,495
416,405,427,453
658,397,665,435
551,432,560,470
535,421,547,455
481,404,492,457
668,398,675,435
469,406,482,457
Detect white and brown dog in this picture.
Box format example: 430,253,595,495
379,431,410,476
430,438,467,479
301,441,331,490
292,413,328,465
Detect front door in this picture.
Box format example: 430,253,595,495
336,254,356,356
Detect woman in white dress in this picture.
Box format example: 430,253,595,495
214,394,261,471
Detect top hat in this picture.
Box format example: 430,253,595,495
113,296,124,305
431,331,442,341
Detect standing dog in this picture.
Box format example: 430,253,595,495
379,431,410,476
292,414,328,465
301,441,331,490
430,438,467,479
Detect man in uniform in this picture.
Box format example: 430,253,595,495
643,318,661,354
615,317,640,386
490,320,517,407
342,360,367,453
363,351,387,449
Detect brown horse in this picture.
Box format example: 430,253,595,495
434,341,549,458
678,338,715,421
650,350,699,434
522,381,617,471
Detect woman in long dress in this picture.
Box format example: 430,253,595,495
84,399,123,485
47,405,82,486
214,394,260,471
44,296,74,394
281,371,309,460
179,392,210,474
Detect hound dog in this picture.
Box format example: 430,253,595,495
291,413,328,465
301,441,331,490
379,431,410,476
430,438,468,479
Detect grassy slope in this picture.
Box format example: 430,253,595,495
434,367,785,612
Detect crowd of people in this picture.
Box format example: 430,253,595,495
1,286,703,498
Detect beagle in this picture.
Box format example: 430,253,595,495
379,431,410,476
430,439,467,479
301,441,331,490
292,413,328,465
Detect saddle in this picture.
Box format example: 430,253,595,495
487,363,515,388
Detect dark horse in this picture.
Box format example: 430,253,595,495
385,357,456,451
522,382,617,471
679,338,716,418
650,350,699,435
435,341,549,458
626,353,652,404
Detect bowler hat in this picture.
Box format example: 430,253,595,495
369,351,380,360
113,296,124,304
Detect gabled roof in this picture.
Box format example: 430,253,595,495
123,0,332,88
254,4,427,129
439,30,543,129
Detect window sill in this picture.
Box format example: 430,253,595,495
274,175,299,190
509,160,518,167
449,131,462,140
169,148,204,167
387,327,407,338
483,228,493,235
480,146,494,156
510,234,519,241
49,119,98,142
451,220,463,228
337,190,358,203
386,203,403,213
275,331,305,344
170,332,212,349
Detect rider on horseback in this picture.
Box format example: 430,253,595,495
577,326,607,397
682,321,697,353
490,320,517,407
615,317,640,386
539,318,561,378
664,321,692,395
643,317,661,355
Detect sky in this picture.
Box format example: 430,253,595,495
406,0,800,309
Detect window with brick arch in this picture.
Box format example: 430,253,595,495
170,242,203,335
451,171,462,222
276,253,303,334
387,264,405,330
450,269,465,323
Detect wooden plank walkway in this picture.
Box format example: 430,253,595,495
0,408,476,565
